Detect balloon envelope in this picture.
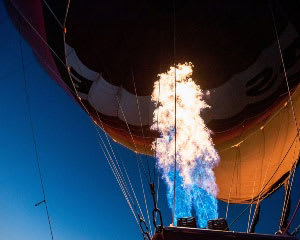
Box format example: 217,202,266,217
6,0,300,203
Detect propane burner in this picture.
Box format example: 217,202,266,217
207,218,229,231
177,217,197,228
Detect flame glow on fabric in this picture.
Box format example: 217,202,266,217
151,63,220,227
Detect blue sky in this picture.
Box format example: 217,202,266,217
0,1,299,239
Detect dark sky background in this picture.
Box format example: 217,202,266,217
0,1,299,239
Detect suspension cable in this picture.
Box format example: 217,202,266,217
153,21,163,209
118,8,160,234
94,111,144,223
65,35,140,228
63,0,71,29
18,24,54,240
11,1,67,69
62,8,140,220
130,68,152,183
138,214,151,240
270,3,300,231
225,145,239,220
283,199,300,235
138,158,153,236
247,128,266,232
42,0,64,29
116,97,153,236
115,98,150,184
94,112,136,208
247,155,259,232
67,38,141,229
156,174,160,210
13,1,146,235
230,2,300,228
94,126,139,225
228,132,299,229
150,183,163,232
119,153,147,223
172,0,177,226
270,3,300,138
248,202,261,233
64,10,143,233
130,67,153,237
63,4,144,229
291,221,300,236
153,77,161,212
280,145,297,229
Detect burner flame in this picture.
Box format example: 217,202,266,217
151,63,219,227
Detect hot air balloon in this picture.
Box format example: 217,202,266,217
4,0,300,239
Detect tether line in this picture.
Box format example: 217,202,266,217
18,23,54,240
172,0,177,226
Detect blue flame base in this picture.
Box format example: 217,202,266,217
166,171,218,228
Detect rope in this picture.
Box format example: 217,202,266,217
292,222,300,236
247,151,260,232
138,159,153,237
116,98,150,182
116,97,153,236
61,5,143,228
94,113,135,206
65,44,141,229
94,126,139,225
11,1,67,69
283,199,300,235
130,68,152,183
153,60,161,184
227,3,300,225
15,0,300,234
42,0,63,29
172,0,177,226
63,0,71,28
247,128,266,232
225,145,239,219
128,67,154,238
270,3,300,138
156,173,160,209
228,132,299,229
94,112,142,224
249,202,261,233
13,1,147,235
112,12,155,232
96,126,133,203
63,23,143,229
153,82,161,211
62,14,142,232
129,71,153,237
270,3,300,231
153,21,163,221
18,25,54,240
280,144,297,229
224,112,282,223
93,111,142,226
258,126,279,200
10,0,80,101
61,13,141,224
119,153,147,223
